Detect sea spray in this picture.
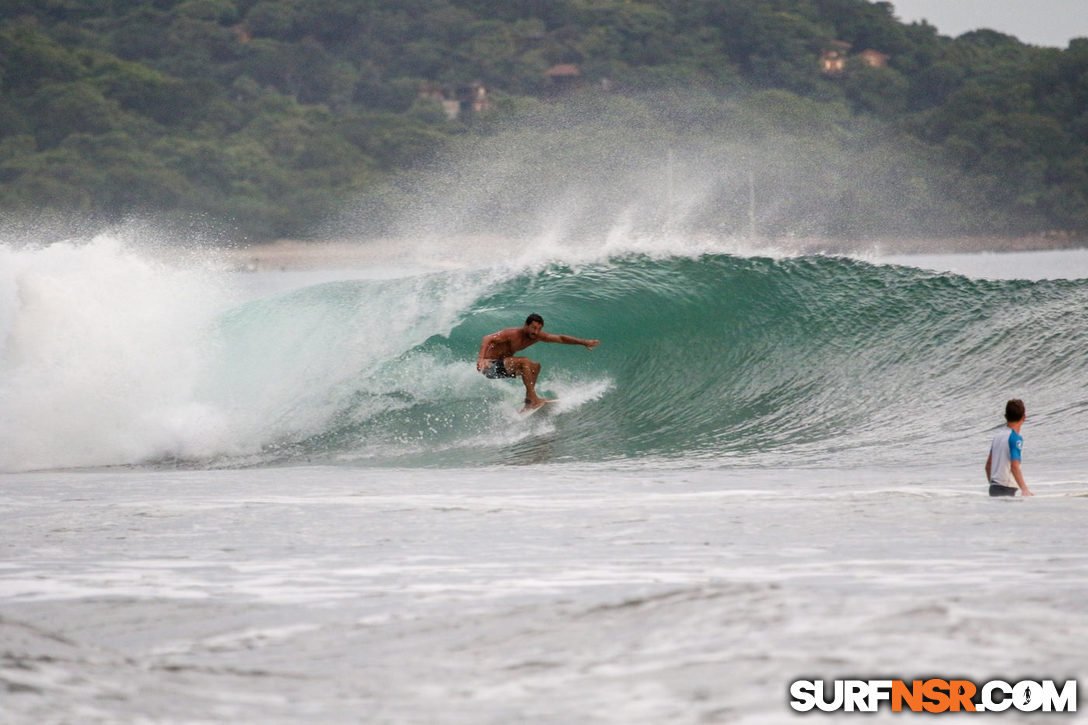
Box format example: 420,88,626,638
0,237,240,469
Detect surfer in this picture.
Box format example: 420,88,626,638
477,313,599,411
985,398,1033,497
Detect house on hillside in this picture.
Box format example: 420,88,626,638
820,42,891,74
820,41,852,75
418,82,460,120
857,49,890,68
456,81,492,115
418,81,491,120
544,63,583,96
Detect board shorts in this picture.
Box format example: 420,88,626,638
989,483,1018,497
481,359,517,379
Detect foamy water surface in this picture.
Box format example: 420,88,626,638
2,465,1085,724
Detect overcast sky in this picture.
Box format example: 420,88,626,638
886,0,1088,48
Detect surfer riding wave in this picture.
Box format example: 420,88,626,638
477,313,599,411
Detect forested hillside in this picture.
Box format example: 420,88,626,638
1,0,1086,241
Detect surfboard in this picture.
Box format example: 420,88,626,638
519,398,557,415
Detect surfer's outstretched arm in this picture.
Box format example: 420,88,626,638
539,332,599,349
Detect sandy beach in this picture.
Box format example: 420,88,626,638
220,233,1087,271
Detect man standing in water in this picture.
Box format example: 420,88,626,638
477,313,599,411
985,398,1033,497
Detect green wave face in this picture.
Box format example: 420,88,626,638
206,254,1088,468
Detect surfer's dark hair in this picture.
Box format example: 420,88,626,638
526,313,544,326
1005,398,1025,422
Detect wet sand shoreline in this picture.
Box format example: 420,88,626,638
220,233,1087,270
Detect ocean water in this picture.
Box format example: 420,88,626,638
1,236,1086,723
